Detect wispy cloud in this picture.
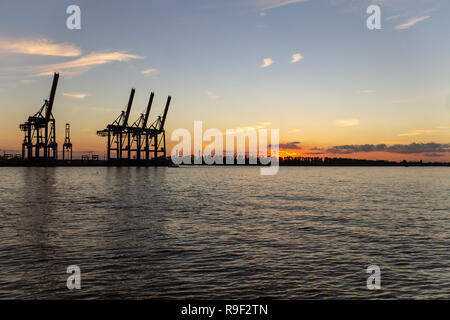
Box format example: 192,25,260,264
63,93,88,99
437,126,449,129
20,79,36,84
141,68,157,75
335,119,360,127
386,15,402,21
206,90,220,100
395,16,430,30
0,37,81,57
261,58,274,68
290,128,302,133
259,0,308,11
89,106,116,113
222,121,274,136
223,125,264,136
398,129,439,137
390,96,418,104
290,53,303,63
19,51,143,77
360,89,376,94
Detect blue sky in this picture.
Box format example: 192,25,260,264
0,0,449,160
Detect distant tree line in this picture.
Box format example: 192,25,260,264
170,155,449,166
279,157,443,166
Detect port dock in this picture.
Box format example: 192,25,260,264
10,73,172,167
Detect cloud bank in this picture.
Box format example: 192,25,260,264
270,141,302,150
326,142,450,155
280,141,302,150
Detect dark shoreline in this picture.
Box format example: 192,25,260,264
0,159,170,167
0,159,448,167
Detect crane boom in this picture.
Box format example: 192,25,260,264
122,88,135,127
159,96,171,131
45,73,59,121
142,92,154,129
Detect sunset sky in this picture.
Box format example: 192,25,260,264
0,0,449,161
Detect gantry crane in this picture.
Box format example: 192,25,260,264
128,92,154,160
20,73,59,160
62,123,73,160
97,90,171,161
148,95,171,159
96,88,135,160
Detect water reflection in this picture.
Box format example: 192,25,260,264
0,167,448,299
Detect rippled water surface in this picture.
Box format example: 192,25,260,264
0,166,448,299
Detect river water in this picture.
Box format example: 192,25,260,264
0,166,448,299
